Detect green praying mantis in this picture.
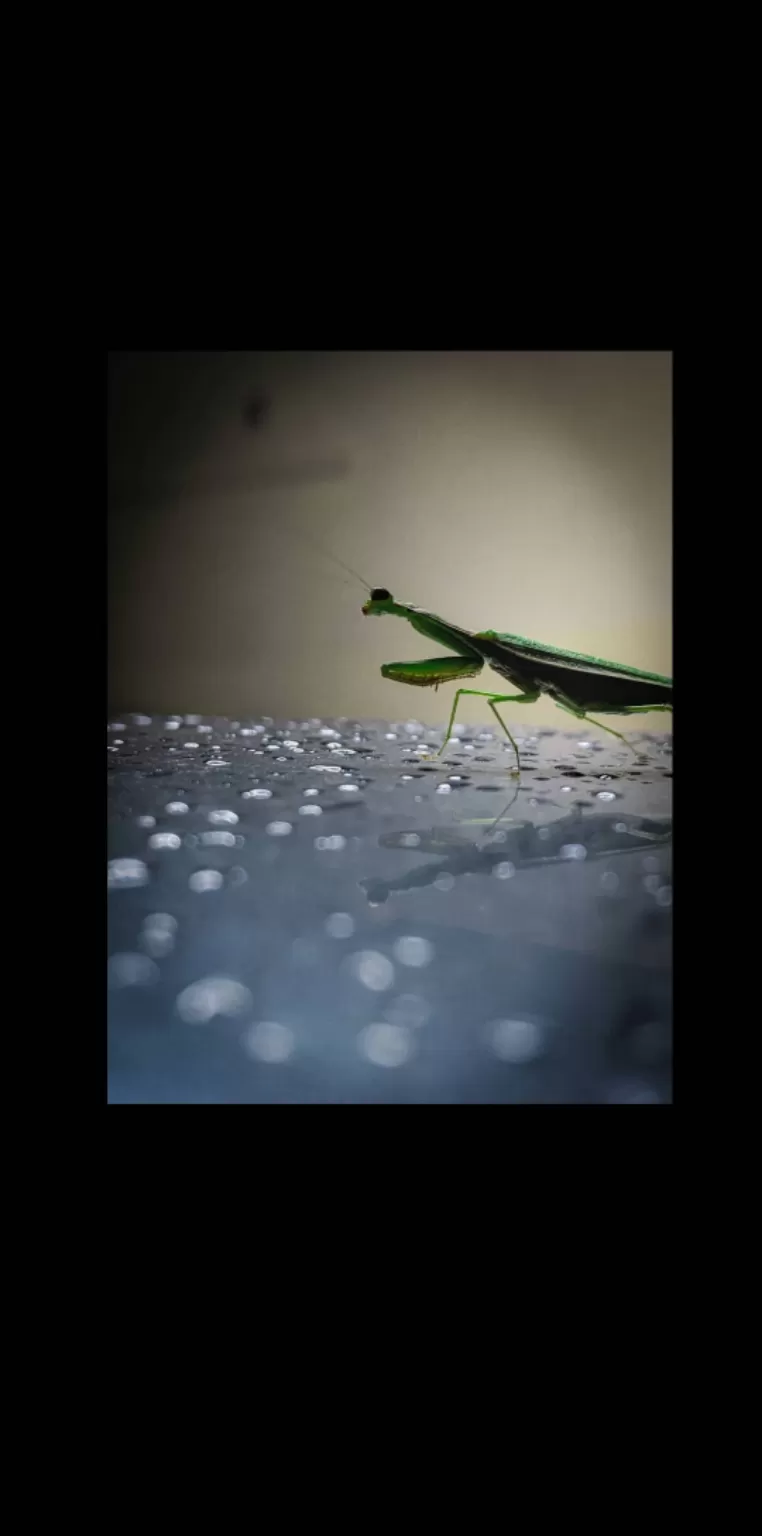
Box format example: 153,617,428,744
359,586,672,773
296,533,672,773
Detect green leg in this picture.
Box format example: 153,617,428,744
552,697,674,755
614,706,672,716
439,688,540,773
581,716,636,752
381,656,483,688
599,703,672,753
553,698,634,752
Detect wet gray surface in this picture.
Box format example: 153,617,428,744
107,715,672,1104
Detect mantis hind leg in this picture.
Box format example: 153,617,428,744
553,696,670,755
609,705,672,716
579,715,635,752
439,688,541,773
595,703,672,753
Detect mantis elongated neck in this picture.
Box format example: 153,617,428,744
403,606,481,659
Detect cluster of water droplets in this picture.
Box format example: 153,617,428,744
108,713,671,1102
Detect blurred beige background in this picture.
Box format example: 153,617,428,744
108,351,672,733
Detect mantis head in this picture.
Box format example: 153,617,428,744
362,588,395,616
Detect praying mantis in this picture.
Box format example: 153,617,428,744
361,587,672,773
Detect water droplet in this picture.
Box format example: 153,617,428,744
399,775,413,782
320,727,340,739
614,822,628,834
384,994,431,1028
184,714,202,726
229,866,248,886
136,815,156,828
310,764,341,773
208,809,238,825
242,1020,295,1063
290,938,317,967
655,886,672,907
560,844,587,860
493,861,516,880
358,1022,412,1067
145,912,177,933
108,858,149,890
325,912,355,939
643,874,661,893
243,788,272,800
140,925,175,957
537,827,551,841
108,952,159,987
578,741,591,749
303,787,319,797
189,869,224,892
600,871,620,894
148,832,182,851
385,732,398,741
299,804,323,817
436,783,452,795
108,722,126,732
315,834,346,851
266,821,292,837
349,950,395,991
165,720,180,730
339,784,359,793
140,912,177,955
177,975,252,1023
434,872,455,892
200,830,236,847
399,833,421,849
596,791,616,802
393,936,434,968
489,1017,543,1063
197,724,213,734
